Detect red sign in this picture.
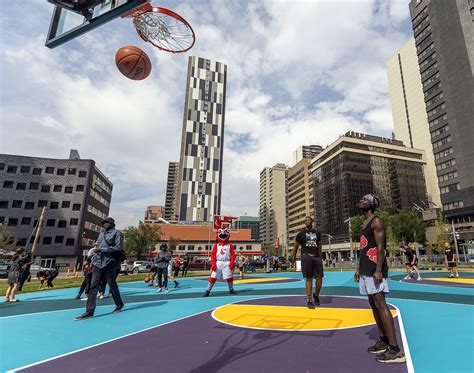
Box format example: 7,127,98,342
274,238,279,249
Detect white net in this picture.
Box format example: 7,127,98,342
133,11,194,52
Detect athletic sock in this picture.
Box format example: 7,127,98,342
389,345,400,352
226,278,234,291
207,277,216,291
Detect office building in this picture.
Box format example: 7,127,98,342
387,37,441,207
409,0,474,236
176,56,227,222
293,145,323,165
0,150,112,268
312,132,427,245
164,161,179,222
259,163,288,252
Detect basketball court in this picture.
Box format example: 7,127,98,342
1,271,473,372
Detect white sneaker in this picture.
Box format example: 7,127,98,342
456,275,459,278
99,294,105,299
156,288,163,293
449,274,454,278
404,276,410,280
81,297,88,301
163,288,169,293
417,277,422,281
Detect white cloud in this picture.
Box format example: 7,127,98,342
0,0,412,228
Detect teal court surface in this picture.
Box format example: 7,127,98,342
1,271,473,372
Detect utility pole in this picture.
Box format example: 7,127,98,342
451,220,463,263
31,207,46,262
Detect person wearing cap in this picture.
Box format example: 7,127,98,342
354,194,406,364
75,217,125,320
155,244,172,293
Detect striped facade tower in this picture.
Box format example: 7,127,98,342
177,56,227,222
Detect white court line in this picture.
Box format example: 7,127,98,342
394,304,415,373
8,306,219,373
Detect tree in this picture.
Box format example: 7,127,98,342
427,215,450,255
262,244,278,257
350,215,365,242
0,221,14,254
123,222,161,259
389,210,427,245
168,236,181,252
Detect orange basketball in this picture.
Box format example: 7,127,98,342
115,45,152,80
144,276,150,283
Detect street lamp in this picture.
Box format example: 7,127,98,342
344,217,356,260
321,233,333,259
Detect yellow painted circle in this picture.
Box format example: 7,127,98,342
233,277,295,284
212,303,397,331
425,278,474,285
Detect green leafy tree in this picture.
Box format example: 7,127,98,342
390,210,427,245
350,215,365,242
428,215,450,254
123,222,161,259
0,221,14,254
262,244,278,257
168,236,181,252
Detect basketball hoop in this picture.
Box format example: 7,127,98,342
122,3,195,53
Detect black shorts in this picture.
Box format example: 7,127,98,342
448,262,457,268
301,255,324,279
406,261,418,267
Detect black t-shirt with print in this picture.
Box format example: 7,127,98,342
405,248,415,263
445,248,455,261
295,228,321,256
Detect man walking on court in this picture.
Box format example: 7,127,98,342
444,241,459,278
75,217,124,320
354,194,406,364
291,216,323,309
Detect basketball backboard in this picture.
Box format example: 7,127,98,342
46,0,149,48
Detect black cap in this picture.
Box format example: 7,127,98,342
101,217,115,226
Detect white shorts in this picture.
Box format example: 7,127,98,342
167,263,173,273
210,261,233,280
359,275,389,295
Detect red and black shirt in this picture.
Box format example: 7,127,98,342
359,217,388,278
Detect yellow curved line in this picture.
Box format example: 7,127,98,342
424,278,474,285
233,277,291,284
213,304,397,331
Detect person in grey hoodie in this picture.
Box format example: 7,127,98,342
155,244,171,293
75,217,125,320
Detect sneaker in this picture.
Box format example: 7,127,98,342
449,274,454,278
81,297,88,301
74,312,94,321
174,281,179,288
376,348,406,364
417,277,422,281
203,290,210,297
98,294,105,299
456,275,459,278
163,288,169,293
156,288,163,293
307,299,315,309
403,275,410,280
74,294,81,300
229,289,238,295
112,304,124,314
367,339,388,354
312,293,320,306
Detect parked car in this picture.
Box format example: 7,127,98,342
188,259,211,270
0,260,12,278
120,261,134,275
29,264,55,277
132,261,152,274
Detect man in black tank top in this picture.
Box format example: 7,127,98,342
291,216,323,309
354,194,406,364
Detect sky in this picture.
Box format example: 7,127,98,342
0,0,414,229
